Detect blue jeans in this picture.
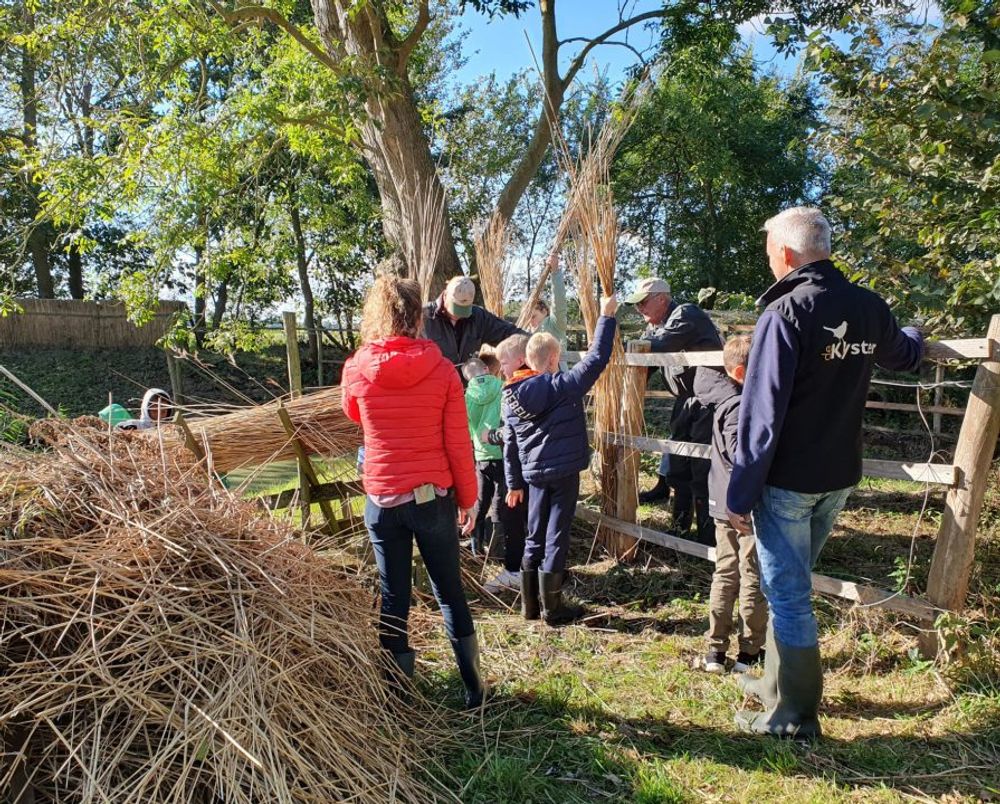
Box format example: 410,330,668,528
364,494,475,654
522,474,580,574
752,485,853,649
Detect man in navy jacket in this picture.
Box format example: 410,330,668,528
727,207,923,740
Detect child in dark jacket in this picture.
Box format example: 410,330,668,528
693,334,767,674
504,295,618,625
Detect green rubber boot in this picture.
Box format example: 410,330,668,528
739,620,777,708
735,636,823,740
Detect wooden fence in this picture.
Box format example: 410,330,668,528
0,299,187,349
577,316,1000,657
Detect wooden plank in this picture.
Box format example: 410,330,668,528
600,431,956,486
165,350,185,407
570,338,989,367
865,400,964,416
924,338,991,361
921,314,1000,656
283,311,303,399
575,506,937,621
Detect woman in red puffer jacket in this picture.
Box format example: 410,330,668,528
342,274,484,709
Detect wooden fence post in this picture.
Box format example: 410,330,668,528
165,350,184,407
283,311,303,399
612,340,649,559
316,322,324,387
920,314,1000,657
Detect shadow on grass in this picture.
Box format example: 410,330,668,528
430,684,1000,803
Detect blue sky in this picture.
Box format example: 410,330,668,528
451,2,794,88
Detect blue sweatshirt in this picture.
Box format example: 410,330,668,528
728,260,924,514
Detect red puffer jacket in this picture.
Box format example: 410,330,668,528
341,336,477,510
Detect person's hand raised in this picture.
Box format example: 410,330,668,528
600,294,618,317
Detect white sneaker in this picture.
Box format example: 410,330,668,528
483,569,520,594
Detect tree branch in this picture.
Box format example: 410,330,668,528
205,1,343,75
396,0,431,75
561,8,666,90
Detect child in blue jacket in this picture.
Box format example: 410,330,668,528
503,294,618,625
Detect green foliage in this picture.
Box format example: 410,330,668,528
614,36,821,298
812,6,1000,334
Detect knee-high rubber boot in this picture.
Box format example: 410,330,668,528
488,519,505,560
694,497,715,545
538,570,584,626
451,634,485,709
671,489,693,537
735,636,823,740
521,568,541,620
739,620,777,707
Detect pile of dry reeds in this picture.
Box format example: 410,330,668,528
474,214,511,317
0,421,440,803
180,387,362,473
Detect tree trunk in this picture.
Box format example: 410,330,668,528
193,243,206,347
311,0,461,297
289,198,319,369
67,240,84,299
20,5,54,298
211,275,229,330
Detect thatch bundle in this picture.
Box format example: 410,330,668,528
182,387,362,473
0,422,439,803
473,214,510,318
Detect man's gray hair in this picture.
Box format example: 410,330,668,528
764,206,831,259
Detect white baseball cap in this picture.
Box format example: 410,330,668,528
445,276,476,318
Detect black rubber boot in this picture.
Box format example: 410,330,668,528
521,568,541,620
451,634,486,709
694,497,715,545
735,635,823,740
487,519,505,559
739,620,777,707
390,650,416,679
538,570,585,626
671,490,693,537
470,520,484,556
638,474,671,505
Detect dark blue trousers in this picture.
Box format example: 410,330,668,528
521,473,581,574
364,494,475,654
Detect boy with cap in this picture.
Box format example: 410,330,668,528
423,275,525,375
625,277,721,541
503,295,618,625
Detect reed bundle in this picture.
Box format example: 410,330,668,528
401,175,449,302
555,92,646,559
182,387,362,473
474,214,511,317
0,421,440,803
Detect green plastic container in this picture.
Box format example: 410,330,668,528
99,403,132,426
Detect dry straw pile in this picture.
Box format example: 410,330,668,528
474,214,511,318
0,421,439,803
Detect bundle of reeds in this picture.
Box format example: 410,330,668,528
0,421,440,803
555,92,647,559
400,175,449,302
180,387,362,473
474,213,510,317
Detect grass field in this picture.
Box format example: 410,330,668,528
391,470,1000,803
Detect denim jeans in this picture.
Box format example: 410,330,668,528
752,484,853,649
364,494,475,654
521,473,580,574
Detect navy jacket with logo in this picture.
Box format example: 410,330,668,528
727,260,924,514
503,316,617,488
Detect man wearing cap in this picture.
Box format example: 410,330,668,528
626,277,722,540
423,276,525,376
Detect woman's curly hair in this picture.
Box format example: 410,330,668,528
360,274,424,344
